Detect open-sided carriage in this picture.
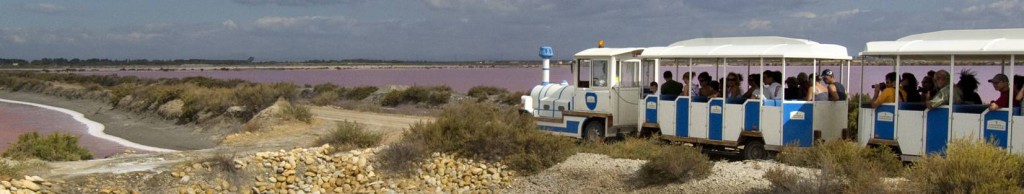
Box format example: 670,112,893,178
639,37,852,159
858,28,1024,161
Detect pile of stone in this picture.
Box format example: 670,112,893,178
0,176,55,194
414,153,514,193
172,144,517,193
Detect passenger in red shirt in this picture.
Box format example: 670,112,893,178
989,74,1012,110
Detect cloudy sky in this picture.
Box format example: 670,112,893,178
1,0,1023,61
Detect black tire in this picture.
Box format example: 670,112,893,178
582,120,605,142
741,140,769,160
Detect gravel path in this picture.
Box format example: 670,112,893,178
507,153,816,194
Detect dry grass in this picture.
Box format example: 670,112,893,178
401,101,575,174
281,103,313,124
313,121,383,153
767,140,903,193
377,140,429,176
632,146,712,187
381,86,451,107
907,139,1024,193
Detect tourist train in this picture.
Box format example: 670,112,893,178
520,28,1024,161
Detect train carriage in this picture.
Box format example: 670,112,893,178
858,28,1024,161
639,37,853,159
522,47,646,141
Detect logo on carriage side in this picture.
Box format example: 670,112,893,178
646,101,657,109
585,92,598,110
789,111,805,120
877,112,894,122
710,105,722,114
987,120,1007,131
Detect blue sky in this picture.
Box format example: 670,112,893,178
1,0,1023,61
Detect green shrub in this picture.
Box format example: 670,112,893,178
907,139,1024,193
499,91,527,106
311,91,341,106
282,103,313,123
771,140,902,193
381,86,451,107
314,121,383,152
2,132,93,161
633,146,712,186
577,137,663,160
403,101,574,174
108,83,139,105
467,86,508,101
344,86,378,100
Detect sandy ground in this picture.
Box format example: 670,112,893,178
308,105,433,144
0,91,217,151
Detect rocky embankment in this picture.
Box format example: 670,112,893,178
0,176,60,194
172,144,514,194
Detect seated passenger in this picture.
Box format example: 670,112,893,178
988,74,1014,110
807,69,846,101
645,81,658,95
660,71,683,99
762,71,782,100
901,73,922,102
697,72,716,98
725,73,744,98
957,70,983,104
872,72,907,108
744,74,761,99
783,77,801,100
926,70,961,109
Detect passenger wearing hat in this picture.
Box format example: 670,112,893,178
807,69,845,101
988,73,1014,111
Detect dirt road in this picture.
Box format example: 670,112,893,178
309,106,434,144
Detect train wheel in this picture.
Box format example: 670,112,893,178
741,140,768,160
582,120,605,142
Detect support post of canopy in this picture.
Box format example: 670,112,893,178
895,55,901,139
846,60,851,99
1011,55,1016,151
949,55,955,136
689,58,694,97
760,58,765,102
813,59,819,101
721,58,726,97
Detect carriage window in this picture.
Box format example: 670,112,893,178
577,59,592,88
592,60,608,87
620,61,639,87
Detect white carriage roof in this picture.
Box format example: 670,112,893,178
573,48,643,57
640,36,851,60
861,28,1024,56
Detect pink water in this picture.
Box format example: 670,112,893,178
0,102,126,158
74,66,1009,100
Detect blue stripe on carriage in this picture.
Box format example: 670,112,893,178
539,121,581,134
645,96,658,123
744,101,760,131
874,105,896,140
783,103,814,147
925,107,950,154
983,110,1010,148
708,99,724,140
676,97,690,137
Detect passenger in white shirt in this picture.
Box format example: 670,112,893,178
762,71,783,100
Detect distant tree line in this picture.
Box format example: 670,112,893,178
0,58,252,66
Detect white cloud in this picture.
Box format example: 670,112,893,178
743,19,772,30
25,3,66,14
423,0,557,13
255,16,350,27
223,20,238,29
5,35,27,43
833,9,864,18
231,0,367,6
791,11,817,19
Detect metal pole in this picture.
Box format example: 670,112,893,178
760,58,765,101
895,55,901,140
947,55,954,142
1007,54,1015,151
813,59,819,101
